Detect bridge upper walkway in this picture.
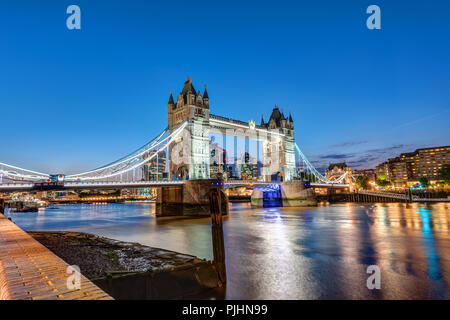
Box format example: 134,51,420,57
0,214,112,300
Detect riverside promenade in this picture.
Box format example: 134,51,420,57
0,214,112,300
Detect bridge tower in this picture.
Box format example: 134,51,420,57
168,74,210,180
158,75,227,217
261,105,296,182
346,166,355,192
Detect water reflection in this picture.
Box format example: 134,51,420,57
6,202,450,299
418,207,441,281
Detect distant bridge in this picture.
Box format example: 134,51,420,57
354,190,450,203
358,190,409,201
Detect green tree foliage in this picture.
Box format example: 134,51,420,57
355,175,369,190
299,171,317,182
240,163,253,179
376,175,391,187
437,164,450,185
419,176,430,188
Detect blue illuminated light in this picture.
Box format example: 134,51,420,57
418,207,441,280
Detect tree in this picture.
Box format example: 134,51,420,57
240,163,253,180
419,176,430,188
355,175,369,190
376,175,391,187
299,171,317,182
437,164,450,185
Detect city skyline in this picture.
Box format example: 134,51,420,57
1,1,449,174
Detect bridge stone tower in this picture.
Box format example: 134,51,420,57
260,105,296,182
168,75,210,180
157,75,227,217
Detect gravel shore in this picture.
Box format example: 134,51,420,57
29,231,202,279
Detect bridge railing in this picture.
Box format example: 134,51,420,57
0,183,34,189
64,180,185,186
357,190,407,200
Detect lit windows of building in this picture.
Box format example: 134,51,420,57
375,145,450,188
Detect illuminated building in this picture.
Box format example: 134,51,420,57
326,162,348,180
352,169,376,182
376,146,450,187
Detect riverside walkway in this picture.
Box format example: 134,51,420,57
0,214,112,300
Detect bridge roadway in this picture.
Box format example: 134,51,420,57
0,213,112,300
0,180,184,192
0,180,349,192
225,180,349,189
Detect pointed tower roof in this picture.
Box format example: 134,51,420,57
203,84,209,99
182,73,196,96
168,89,174,104
269,104,282,127
260,113,265,126
289,112,293,122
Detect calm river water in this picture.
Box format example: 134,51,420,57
6,202,450,299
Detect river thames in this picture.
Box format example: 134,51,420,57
6,202,450,299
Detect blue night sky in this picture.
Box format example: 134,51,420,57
1,0,449,174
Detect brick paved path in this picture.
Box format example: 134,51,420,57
0,214,113,300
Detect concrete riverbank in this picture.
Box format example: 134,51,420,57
29,231,220,299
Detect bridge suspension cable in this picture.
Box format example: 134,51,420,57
294,143,347,184
0,162,50,181
64,121,187,181
65,127,170,179
84,128,168,173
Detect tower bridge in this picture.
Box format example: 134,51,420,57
0,75,353,215
167,75,296,182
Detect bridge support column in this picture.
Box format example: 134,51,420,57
281,182,317,207
156,179,228,217
250,189,264,207
405,188,412,203
251,182,317,207
0,199,5,215
209,186,226,286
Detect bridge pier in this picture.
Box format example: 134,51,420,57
250,189,264,207
405,188,412,203
156,179,228,217
281,181,317,207
251,181,317,207
0,199,4,215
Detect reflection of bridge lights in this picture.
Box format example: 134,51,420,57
418,207,441,280
261,208,284,224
